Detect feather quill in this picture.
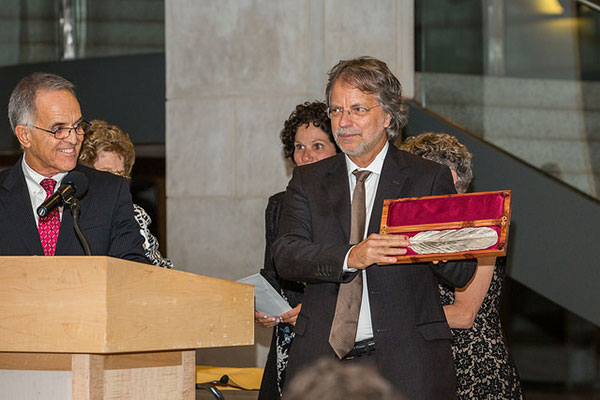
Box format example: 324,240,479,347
409,227,498,254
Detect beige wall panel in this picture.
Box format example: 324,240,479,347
167,98,236,198
395,0,415,98
167,197,265,279
324,0,397,73
323,0,414,98
234,95,314,197
0,370,71,399
306,0,328,95
166,0,310,99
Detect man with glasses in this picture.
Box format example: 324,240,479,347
0,72,146,262
273,57,475,399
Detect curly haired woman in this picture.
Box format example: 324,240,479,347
257,101,339,400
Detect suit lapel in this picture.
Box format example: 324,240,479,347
367,146,411,235
324,155,351,243
0,160,44,255
55,204,75,254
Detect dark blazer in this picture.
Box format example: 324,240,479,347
0,159,147,262
258,191,305,400
273,145,476,400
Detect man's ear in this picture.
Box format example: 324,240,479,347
384,112,392,129
14,126,31,149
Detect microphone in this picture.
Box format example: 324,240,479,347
37,171,89,217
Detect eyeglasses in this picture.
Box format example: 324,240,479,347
326,105,381,119
29,119,91,139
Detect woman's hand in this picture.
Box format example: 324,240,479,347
280,304,302,326
254,304,303,327
254,310,281,328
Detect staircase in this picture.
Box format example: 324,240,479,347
415,72,600,198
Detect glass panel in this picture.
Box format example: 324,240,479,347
80,0,164,59
0,0,59,66
416,3,600,396
0,0,164,67
416,0,600,200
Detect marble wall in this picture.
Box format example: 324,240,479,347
165,0,414,367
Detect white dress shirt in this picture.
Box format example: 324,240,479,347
342,141,389,342
22,157,68,225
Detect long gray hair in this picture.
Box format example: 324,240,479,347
325,56,408,143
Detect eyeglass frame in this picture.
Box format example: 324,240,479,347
326,104,381,119
27,119,91,140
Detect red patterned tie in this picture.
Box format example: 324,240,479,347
38,179,61,256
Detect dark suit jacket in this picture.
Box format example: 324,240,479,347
0,159,147,262
273,145,476,400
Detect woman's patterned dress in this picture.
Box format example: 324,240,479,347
133,204,174,269
439,258,524,399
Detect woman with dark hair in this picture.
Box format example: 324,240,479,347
79,120,174,269
400,133,524,400
257,101,339,400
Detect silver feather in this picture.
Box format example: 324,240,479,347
409,227,498,254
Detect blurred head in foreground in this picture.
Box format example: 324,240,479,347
284,358,405,400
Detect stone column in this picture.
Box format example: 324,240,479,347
166,0,414,367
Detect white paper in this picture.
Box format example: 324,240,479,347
237,273,292,316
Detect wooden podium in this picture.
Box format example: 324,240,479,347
0,256,254,400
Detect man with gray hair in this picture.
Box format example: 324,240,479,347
0,72,146,261
273,56,475,399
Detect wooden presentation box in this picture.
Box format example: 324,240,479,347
379,190,511,264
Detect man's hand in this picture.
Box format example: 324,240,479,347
347,234,409,269
280,304,302,326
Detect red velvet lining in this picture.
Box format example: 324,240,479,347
387,192,506,226
385,192,506,256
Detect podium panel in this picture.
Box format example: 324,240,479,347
0,256,254,399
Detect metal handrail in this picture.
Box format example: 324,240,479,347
577,0,600,13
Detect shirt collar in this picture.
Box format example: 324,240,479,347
22,156,69,190
345,141,389,177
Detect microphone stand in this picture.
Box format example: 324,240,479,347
65,197,92,256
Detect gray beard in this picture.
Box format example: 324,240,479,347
338,140,369,157
334,129,373,158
